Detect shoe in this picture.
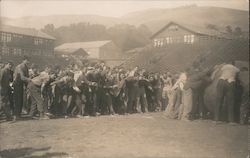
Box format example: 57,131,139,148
45,112,53,117
31,116,39,120
76,115,83,118
13,116,20,121
39,115,50,120
64,115,69,119
228,122,237,126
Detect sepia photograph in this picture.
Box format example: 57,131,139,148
0,0,249,157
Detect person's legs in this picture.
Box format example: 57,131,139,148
92,91,98,116
198,90,205,119
127,89,134,114
214,79,226,121
191,89,199,119
0,95,12,120
140,94,148,113
226,81,236,123
105,93,114,114
28,83,45,118
75,93,86,116
13,83,24,118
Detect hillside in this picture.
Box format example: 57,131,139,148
121,39,249,72
122,6,249,32
2,6,249,32
1,15,121,29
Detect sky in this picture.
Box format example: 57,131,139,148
1,0,249,18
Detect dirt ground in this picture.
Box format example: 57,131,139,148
0,112,248,158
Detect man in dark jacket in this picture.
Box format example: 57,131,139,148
185,67,212,119
0,61,14,121
13,56,31,120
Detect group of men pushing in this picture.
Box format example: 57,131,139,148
0,56,171,121
0,56,248,125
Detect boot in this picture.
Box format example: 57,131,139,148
39,112,50,120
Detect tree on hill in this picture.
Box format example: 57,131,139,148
41,23,152,51
233,26,242,37
205,24,218,30
225,25,233,34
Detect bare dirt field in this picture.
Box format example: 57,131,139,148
0,112,248,158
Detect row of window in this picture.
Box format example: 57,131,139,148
154,35,195,47
1,32,12,42
0,47,53,56
1,32,53,46
34,38,44,45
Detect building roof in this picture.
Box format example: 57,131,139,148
55,48,88,55
150,21,230,39
0,25,55,40
55,40,112,51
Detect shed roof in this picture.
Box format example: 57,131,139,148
0,25,55,40
151,21,230,39
55,48,88,56
55,40,112,51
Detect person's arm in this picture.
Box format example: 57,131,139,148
50,78,64,86
19,67,31,83
0,70,4,92
40,82,46,100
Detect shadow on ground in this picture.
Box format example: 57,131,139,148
0,147,68,158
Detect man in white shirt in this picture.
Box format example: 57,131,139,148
215,63,240,123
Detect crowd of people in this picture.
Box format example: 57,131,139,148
0,55,248,125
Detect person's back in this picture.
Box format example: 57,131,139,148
13,63,29,85
220,64,240,83
0,66,13,95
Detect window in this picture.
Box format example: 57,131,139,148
166,37,174,44
1,32,12,42
154,38,165,47
184,35,188,43
154,39,158,47
157,40,161,47
190,35,195,43
13,34,23,39
160,39,164,47
39,39,43,44
1,47,10,55
13,48,22,56
34,38,39,45
184,34,195,44
166,37,169,44
34,38,43,45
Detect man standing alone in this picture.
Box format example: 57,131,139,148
13,56,31,120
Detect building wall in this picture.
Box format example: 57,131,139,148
99,41,123,67
0,31,55,56
84,47,100,58
99,42,121,59
152,24,198,47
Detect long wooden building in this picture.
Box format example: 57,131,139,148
150,21,230,47
0,25,55,56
